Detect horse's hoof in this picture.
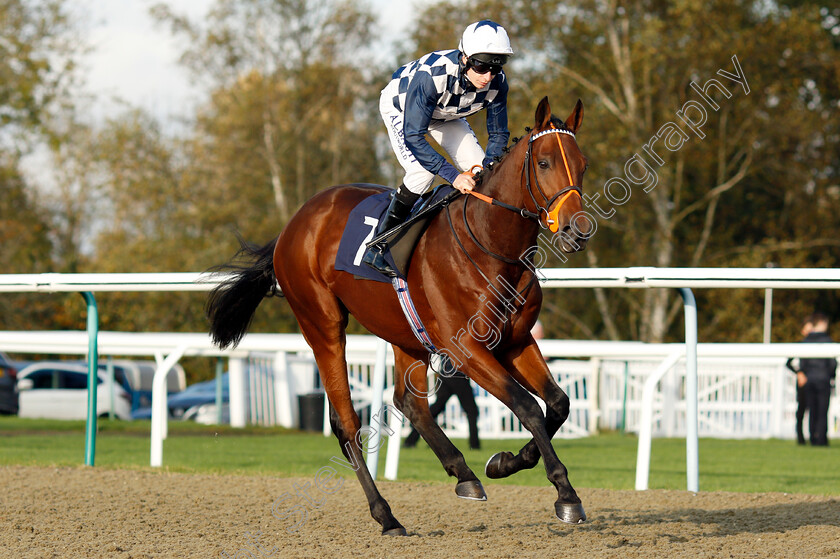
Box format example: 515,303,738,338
455,480,488,501
484,451,514,479
382,526,408,536
555,502,586,524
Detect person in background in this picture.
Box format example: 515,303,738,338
403,354,481,450
786,312,836,446
786,317,814,444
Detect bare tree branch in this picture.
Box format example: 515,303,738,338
673,148,753,223
586,249,621,340
709,239,840,261
544,60,629,126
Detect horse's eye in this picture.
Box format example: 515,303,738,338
538,160,549,170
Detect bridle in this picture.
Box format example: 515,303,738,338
463,124,582,233
523,124,583,233
446,121,584,291
452,123,584,262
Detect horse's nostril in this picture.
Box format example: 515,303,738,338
574,215,594,237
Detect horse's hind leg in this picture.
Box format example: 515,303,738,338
485,341,570,480
294,311,406,536
392,348,486,500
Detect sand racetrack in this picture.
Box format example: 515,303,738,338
1,465,839,558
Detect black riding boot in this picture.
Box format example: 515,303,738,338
362,185,420,277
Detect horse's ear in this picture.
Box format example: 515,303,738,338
565,99,584,133
534,96,551,130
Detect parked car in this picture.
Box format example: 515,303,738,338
0,351,19,415
16,362,132,420
183,402,230,425
132,373,230,423
47,359,186,413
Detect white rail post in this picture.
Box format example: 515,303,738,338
679,288,699,493
150,345,188,467
248,357,258,424
229,357,248,428
771,363,787,438
80,292,99,467
384,402,404,480
365,338,388,479
763,287,773,343
273,352,297,428
588,357,601,435
635,350,682,490
323,397,332,437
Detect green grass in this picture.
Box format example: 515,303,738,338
0,417,836,495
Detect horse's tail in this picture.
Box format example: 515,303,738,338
206,235,281,350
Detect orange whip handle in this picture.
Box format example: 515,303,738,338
468,190,494,204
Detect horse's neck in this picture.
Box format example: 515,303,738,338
480,135,532,215
474,145,538,256
456,143,540,283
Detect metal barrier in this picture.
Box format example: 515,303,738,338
2,268,839,492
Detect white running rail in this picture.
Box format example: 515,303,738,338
2,268,840,491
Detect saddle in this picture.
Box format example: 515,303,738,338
335,185,458,283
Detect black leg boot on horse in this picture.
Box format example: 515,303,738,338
362,184,420,277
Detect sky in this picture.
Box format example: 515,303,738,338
82,0,416,125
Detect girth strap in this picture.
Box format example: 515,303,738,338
392,277,438,354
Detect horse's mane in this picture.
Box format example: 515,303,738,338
475,115,569,186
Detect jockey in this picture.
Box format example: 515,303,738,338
363,19,513,277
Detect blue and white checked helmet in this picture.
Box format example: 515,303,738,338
459,20,513,65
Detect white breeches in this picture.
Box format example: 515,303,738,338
380,87,485,194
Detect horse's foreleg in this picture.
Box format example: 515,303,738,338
462,344,585,524
484,406,566,479
392,348,486,500
485,340,570,480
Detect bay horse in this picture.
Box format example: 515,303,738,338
207,97,592,535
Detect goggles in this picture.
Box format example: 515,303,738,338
468,57,503,76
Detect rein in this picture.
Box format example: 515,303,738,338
467,189,541,221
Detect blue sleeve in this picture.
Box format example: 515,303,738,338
403,71,460,184
483,76,510,167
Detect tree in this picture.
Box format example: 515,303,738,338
0,0,89,330
415,0,840,342
151,0,383,225
54,1,386,336
0,0,80,147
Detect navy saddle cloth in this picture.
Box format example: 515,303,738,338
335,185,456,283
